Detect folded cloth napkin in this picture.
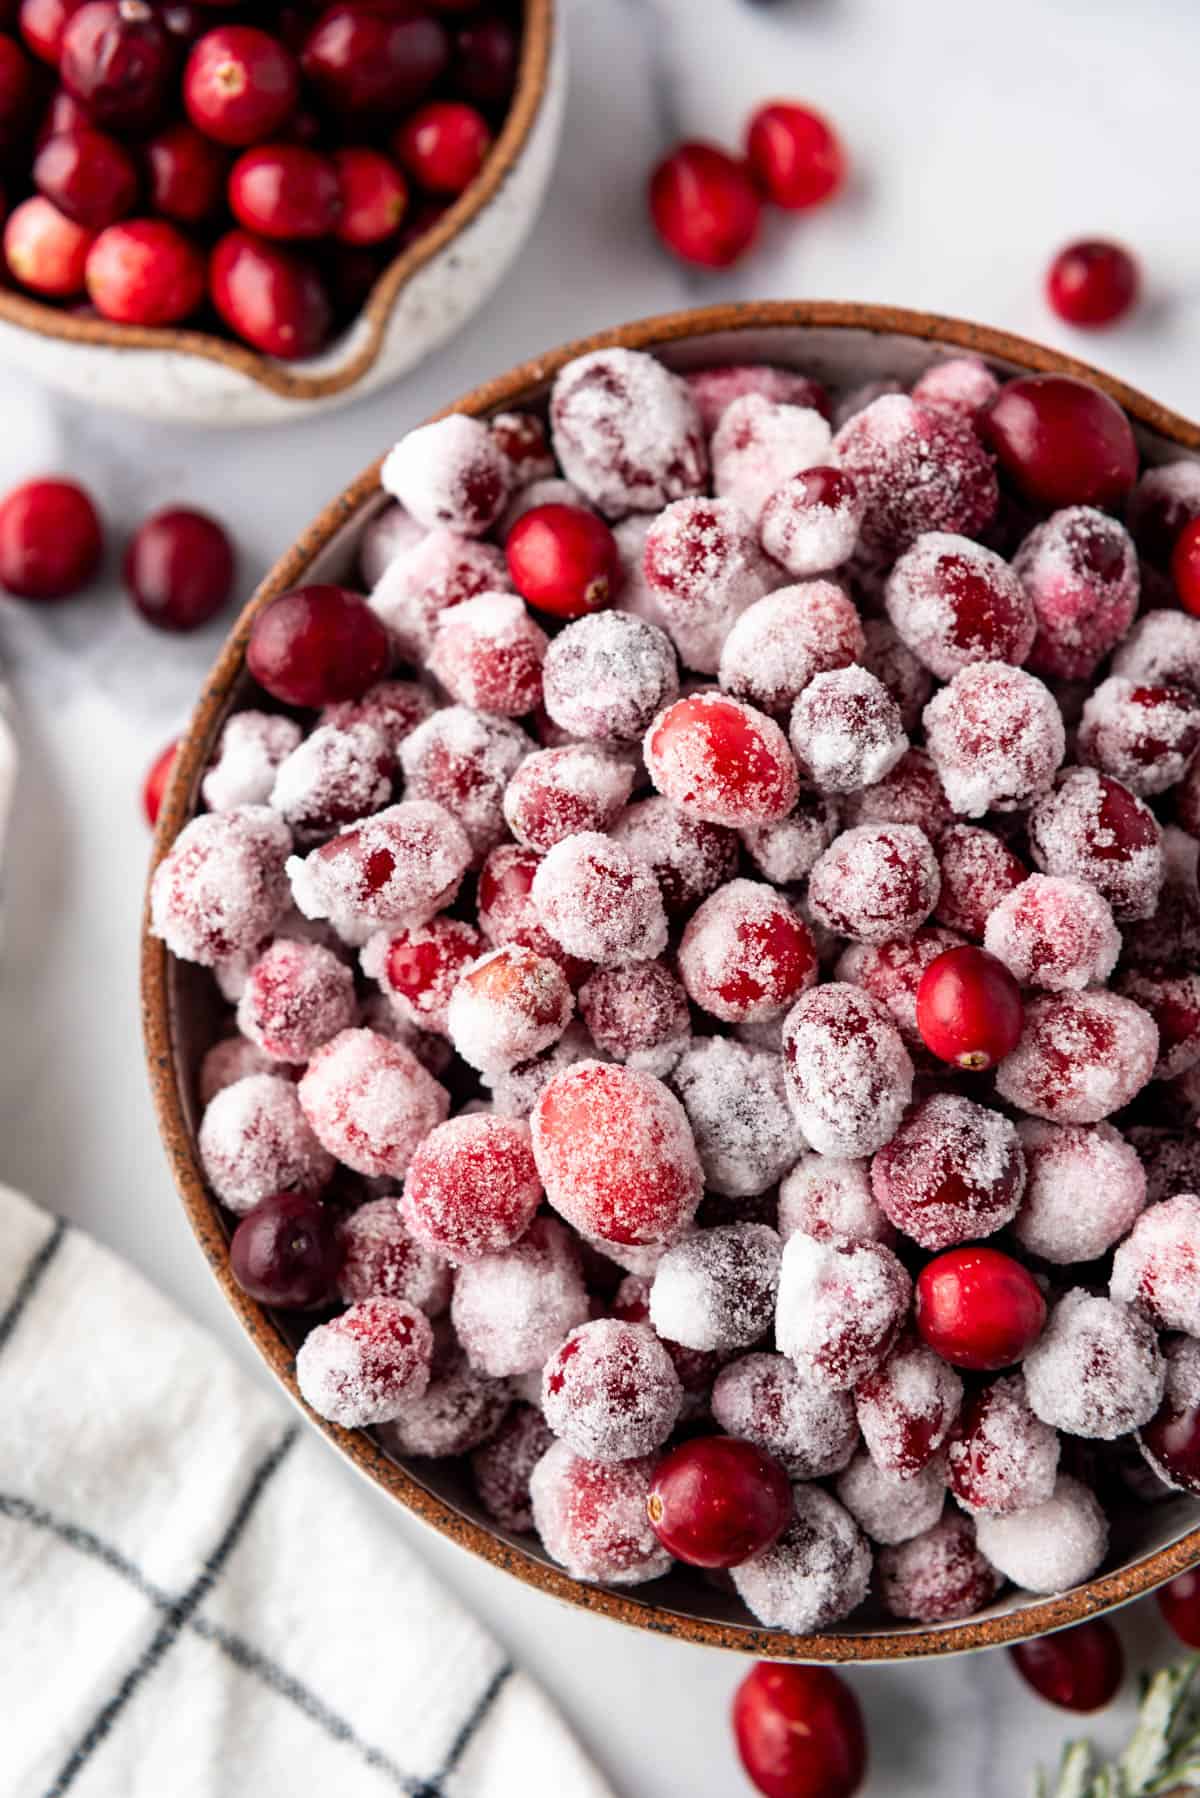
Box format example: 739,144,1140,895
0,1184,613,1798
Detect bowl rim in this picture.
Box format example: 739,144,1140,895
142,299,1200,1661
0,0,555,402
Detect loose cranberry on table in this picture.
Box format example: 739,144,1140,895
141,736,177,827
1008,1619,1124,1712
980,374,1139,509
732,1663,866,1798
209,229,332,360
1158,1569,1200,1648
124,505,233,632
247,584,391,708
229,1190,343,1309
394,99,491,197
915,1245,1047,1371
916,944,1024,1071
648,140,762,269
85,217,206,325
506,503,620,619
1046,238,1139,329
647,1436,791,1568
0,475,102,599
4,194,94,297
745,101,845,210
183,25,299,147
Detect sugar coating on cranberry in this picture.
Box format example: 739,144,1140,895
832,394,998,561
400,707,530,866
378,1340,511,1461
1122,966,1200,1080
643,495,779,674
491,410,556,486
685,363,831,434
923,662,1065,817
788,666,907,797
502,745,634,854
549,348,708,519
670,1039,804,1205
541,611,678,742
578,960,690,1076
1014,507,1139,681
531,831,667,966
451,1215,589,1378
935,825,1028,939
730,1484,871,1633
782,982,914,1158
269,722,394,838
1078,676,1200,798
289,800,472,941
1111,1193,1200,1337
472,1404,555,1532
946,1376,1060,1517
719,581,865,719
841,748,952,840
835,1450,946,1547
611,795,739,914
711,1352,858,1480
369,528,512,663
808,824,939,946
870,1092,1024,1252
401,1113,542,1262
884,533,1035,680
855,1333,963,1478
710,393,834,524
198,1072,333,1215
649,1224,782,1353
973,1474,1107,1593
1014,1120,1146,1264
541,1317,683,1461
861,615,934,734
911,356,1001,421
984,874,1120,992
995,988,1158,1125
877,1512,1001,1622
297,1027,448,1181
296,1296,433,1429
202,712,302,812
678,880,817,1024
337,1197,450,1314
362,914,482,1036
1112,609,1200,692
151,805,292,966
237,938,355,1062
529,1440,672,1585
759,467,864,578
836,927,964,1051
446,942,574,1076
741,792,840,886
197,1035,282,1107
1137,1335,1200,1496
776,1231,912,1391
645,691,799,827
1024,1290,1164,1441
381,414,510,537
427,590,547,716
778,1153,893,1247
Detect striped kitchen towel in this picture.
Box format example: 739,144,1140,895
0,1184,613,1798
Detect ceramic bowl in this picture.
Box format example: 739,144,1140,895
143,300,1200,1659
0,1,563,427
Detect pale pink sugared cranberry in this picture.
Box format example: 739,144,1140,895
611,795,739,914
368,527,511,663
789,666,908,795
877,1513,1002,1623
836,927,965,1051
974,1474,1107,1594
678,879,817,1023
541,611,678,742
198,1071,334,1214
337,1197,451,1313
832,393,999,560
711,1352,857,1480
1014,1119,1146,1264
269,721,394,838
297,1026,449,1181
911,355,1001,422
759,467,864,578
860,615,934,733
935,824,1028,939
197,1035,283,1107
1024,1290,1164,1441
381,413,510,537
782,982,914,1157
1138,1337,1200,1498
643,494,779,674
151,804,292,966
649,1224,782,1353
836,1449,946,1547
201,712,303,812
475,842,592,987
288,799,472,940
710,392,833,524
870,1092,1024,1252
472,1403,555,1532
490,410,555,486
808,823,940,946
673,1037,804,1198
529,1440,672,1585
577,959,690,1076
610,1271,728,1396
358,502,425,587
321,681,434,755
884,533,1035,680
946,1375,1059,1517
549,347,708,519
1117,967,1200,1080
684,363,831,434
378,1339,512,1460
502,745,634,854
401,1113,542,1262
841,748,952,838
741,790,840,885
645,690,799,827
446,942,574,1075
984,874,1120,992
426,590,547,716
1027,767,1162,922
856,1331,963,1479
531,831,667,968
364,914,483,1036
542,1317,683,1461
729,1485,871,1633
923,661,1065,817
296,1296,433,1429
1078,676,1200,797
1013,507,1139,680
237,937,356,1062
777,1153,893,1247
1112,608,1200,692
399,706,530,864
718,580,865,717
1112,1194,1200,1338
451,1216,589,1377
775,1231,912,1391
995,988,1158,1124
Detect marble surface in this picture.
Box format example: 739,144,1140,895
0,0,1197,1791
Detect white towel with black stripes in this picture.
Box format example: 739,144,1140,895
0,1183,614,1798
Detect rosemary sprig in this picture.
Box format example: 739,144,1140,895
1036,1657,1200,1797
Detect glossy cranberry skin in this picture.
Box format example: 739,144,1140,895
0,476,101,599
184,25,299,147
745,101,845,211
4,193,94,295
1046,240,1139,330
649,141,761,270
915,1246,1047,1373
209,229,332,359
332,146,407,245
247,583,390,708
506,503,620,620
1139,1381,1200,1494
1157,1570,1200,1648
144,119,225,221
228,143,341,240
36,85,91,145
300,4,449,119
980,374,1139,511
60,1,177,133
142,736,177,826
34,127,138,227
647,1436,792,1569
86,217,205,324
1009,1621,1124,1713
916,944,1024,1072
1171,515,1200,618
453,12,516,107
124,506,234,632
733,1663,866,1798
0,31,38,150
394,98,491,196
19,0,85,65
229,1191,343,1309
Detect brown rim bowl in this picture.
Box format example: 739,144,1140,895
142,300,1200,1660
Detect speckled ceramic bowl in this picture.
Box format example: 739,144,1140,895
143,301,1200,1658
0,1,562,427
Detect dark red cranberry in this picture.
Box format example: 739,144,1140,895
229,1191,343,1309
1009,1621,1124,1712
33,127,138,227
184,24,299,147
228,143,341,240
209,229,332,359
327,242,385,319
19,0,85,65
300,4,449,119
1157,1570,1200,1648
453,12,516,108
144,118,225,222
85,217,205,324
733,1663,866,1798
647,1436,792,1569
1139,1377,1200,1494
247,583,391,708
4,192,94,294
394,98,491,197
60,0,176,132
1046,240,1139,330
124,506,234,632
915,1246,1047,1372
36,85,91,145
649,141,761,269
506,503,620,619
332,145,407,245
1172,516,1200,618
142,736,177,826
980,374,1139,510
0,475,102,600
916,944,1024,1072
745,101,845,210
0,31,38,150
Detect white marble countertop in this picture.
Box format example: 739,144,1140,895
1,0,1198,1790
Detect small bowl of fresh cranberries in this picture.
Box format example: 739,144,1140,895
144,298,1200,1663
0,1,562,424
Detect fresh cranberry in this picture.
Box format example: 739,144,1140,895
142,736,177,827
124,506,234,632
1046,239,1139,329
228,143,341,240
4,193,94,295
647,1436,792,1569
229,1191,343,1309
1009,1621,1124,1712
33,128,138,228
1139,1377,1200,1494
980,374,1139,510
0,31,38,150
394,98,491,196
0,476,101,599
19,0,85,64
36,86,91,145
85,217,205,324
1157,1570,1200,1648
144,120,226,222
915,1245,1047,1372
733,1663,866,1798
184,25,299,147
332,146,407,245
745,101,845,210
453,12,516,107
506,503,620,619
1171,515,1200,617
247,583,390,708
916,944,1024,1072
649,141,761,269
300,4,449,119
60,0,175,131
209,229,332,359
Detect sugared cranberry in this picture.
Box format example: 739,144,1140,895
85,218,206,325
124,505,233,632
184,26,298,147
403,1112,542,1262
228,143,341,240
916,944,1024,1072
1046,239,1139,330
0,475,101,599
377,915,482,1035
980,374,1138,509
744,101,845,211
783,982,914,1160
1171,515,1200,617
4,194,94,296
645,691,799,827
505,502,620,620
247,584,390,708
296,1293,433,1427
678,878,817,1023
871,1092,1024,1252
648,141,761,270
210,229,332,359
1158,1570,1200,1647
33,127,138,229
300,4,448,119
647,1435,791,1569
144,119,226,222
19,0,85,64
732,1663,866,1798
60,0,175,132
915,1245,1047,1372
141,736,177,826
453,12,516,107
832,394,998,560
885,534,1036,680
531,830,668,967
394,98,490,196
855,1332,962,1477
229,1190,342,1309
759,466,863,578
332,146,407,245
1028,767,1162,923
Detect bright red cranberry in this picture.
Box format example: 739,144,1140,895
60,0,175,131
300,4,449,119
980,374,1139,510
144,119,226,222
1046,239,1139,330
745,101,845,210
228,143,341,240
247,583,391,708
19,0,85,64
649,141,761,269
0,476,102,599
0,31,38,150
394,99,491,196
453,12,516,107
33,128,138,228
142,736,177,827
1009,1621,1124,1713
916,944,1024,1072
1158,1570,1200,1648
85,217,205,324
647,1436,792,1569
209,229,332,359
506,503,620,619
4,193,94,295
229,1190,343,1309
332,146,407,245
184,25,299,147
1171,515,1200,618
124,506,234,632
733,1663,866,1798
915,1246,1047,1372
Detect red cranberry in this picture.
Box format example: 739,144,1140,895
648,1438,791,1570
141,736,177,826
1139,1379,1200,1495
4,194,94,296
1158,1570,1200,1648
184,25,299,147
300,4,449,119
33,128,139,228
1009,1621,1124,1712
745,101,845,210
0,31,37,150
85,218,205,325
915,1245,1047,1372
60,0,175,132
210,229,332,359
733,1663,866,1798
506,504,620,619
36,86,91,144
332,146,407,245
229,1190,343,1309
144,119,226,222
124,506,234,632
394,98,491,197
0,476,102,599
1171,515,1200,618
228,143,341,240
980,374,1138,510
453,12,516,107
649,141,761,269
247,583,390,708
1046,239,1139,330
916,944,1024,1072
19,0,85,64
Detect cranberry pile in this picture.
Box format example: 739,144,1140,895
0,1,519,356
151,341,1200,1637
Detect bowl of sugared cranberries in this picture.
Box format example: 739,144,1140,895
0,1,562,424
144,299,1200,1661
